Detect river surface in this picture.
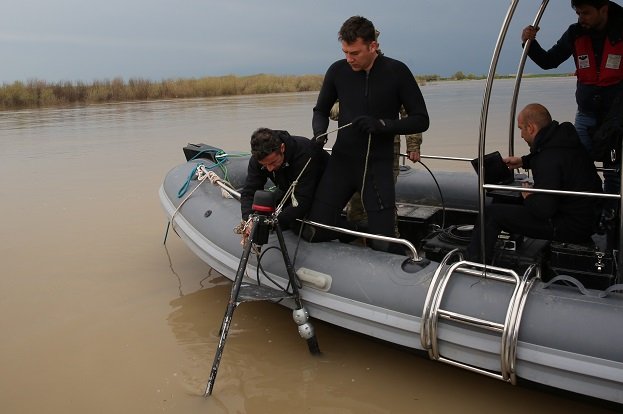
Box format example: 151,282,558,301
0,77,618,413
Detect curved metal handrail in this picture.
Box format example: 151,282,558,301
477,0,520,267
508,0,550,156
505,265,539,384
428,260,465,360
420,249,464,353
299,219,422,261
484,184,620,199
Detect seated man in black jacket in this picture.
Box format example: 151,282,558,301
239,127,327,242
467,103,603,264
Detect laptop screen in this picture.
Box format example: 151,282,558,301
471,151,514,185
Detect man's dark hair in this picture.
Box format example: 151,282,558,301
250,127,282,160
338,16,376,44
571,0,609,9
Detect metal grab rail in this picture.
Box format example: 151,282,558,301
476,0,520,266
420,249,538,384
484,184,621,199
508,0,550,157
299,219,422,261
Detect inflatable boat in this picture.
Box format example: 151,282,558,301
159,0,623,404
159,145,623,404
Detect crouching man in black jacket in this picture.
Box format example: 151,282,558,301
239,128,328,242
467,103,603,264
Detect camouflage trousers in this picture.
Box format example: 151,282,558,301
347,140,401,236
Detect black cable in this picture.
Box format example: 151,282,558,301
416,160,447,230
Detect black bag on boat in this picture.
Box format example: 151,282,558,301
590,93,623,163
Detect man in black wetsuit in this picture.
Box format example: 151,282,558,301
466,104,603,264
306,16,429,252
239,128,327,242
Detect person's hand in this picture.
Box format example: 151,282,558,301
312,128,328,148
408,150,420,163
521,181,533,199
504,156,523,170
521,25,539,43
241,220,253,246
352,115,386,134
311,134,328,148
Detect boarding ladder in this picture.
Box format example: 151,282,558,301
420,249,538,384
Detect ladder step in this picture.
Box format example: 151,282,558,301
238,283,295,302
439,309,505,333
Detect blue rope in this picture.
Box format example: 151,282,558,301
176,149,251,198
177,163,204,198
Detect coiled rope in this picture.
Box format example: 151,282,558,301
165,163,238,244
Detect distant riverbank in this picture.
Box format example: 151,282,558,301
0,72,572,111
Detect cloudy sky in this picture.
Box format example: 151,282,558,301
1,0,576,83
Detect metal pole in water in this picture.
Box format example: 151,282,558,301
274,221,321,355
204,224,256,396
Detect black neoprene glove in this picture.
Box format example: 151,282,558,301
352,115,388,134
312,133,328,148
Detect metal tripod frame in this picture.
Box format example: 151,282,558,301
204,212,320,396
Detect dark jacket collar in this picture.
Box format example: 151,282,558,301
531,120,582,153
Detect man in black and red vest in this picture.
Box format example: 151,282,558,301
521,0,623,220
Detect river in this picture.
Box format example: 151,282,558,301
0,77,617,413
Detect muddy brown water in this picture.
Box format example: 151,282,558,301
1,78,618,413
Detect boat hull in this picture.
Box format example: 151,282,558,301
160,155,623,404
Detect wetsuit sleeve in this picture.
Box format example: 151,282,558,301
383,62,429,135
400,107,423,152
240,159,267,220
525,28,574,70
312,65,338,137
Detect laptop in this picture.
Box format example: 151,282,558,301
471,151,514,185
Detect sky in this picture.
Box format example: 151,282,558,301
1,0,578,84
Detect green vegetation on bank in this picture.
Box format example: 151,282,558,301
0,72,573,111
0,74,324,110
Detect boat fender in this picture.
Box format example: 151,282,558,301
401,258,431,274
296,267,332,291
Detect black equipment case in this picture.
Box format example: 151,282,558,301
544,242,616,290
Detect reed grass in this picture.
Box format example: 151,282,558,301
0,74,325,110
0,72,572,111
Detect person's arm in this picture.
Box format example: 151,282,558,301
276,147,325,228
312,65,338,139
504,156,523,169
523,26,575,70
389,63,430,135
399,106,422,162
240,159,267,220
405,133,422,162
